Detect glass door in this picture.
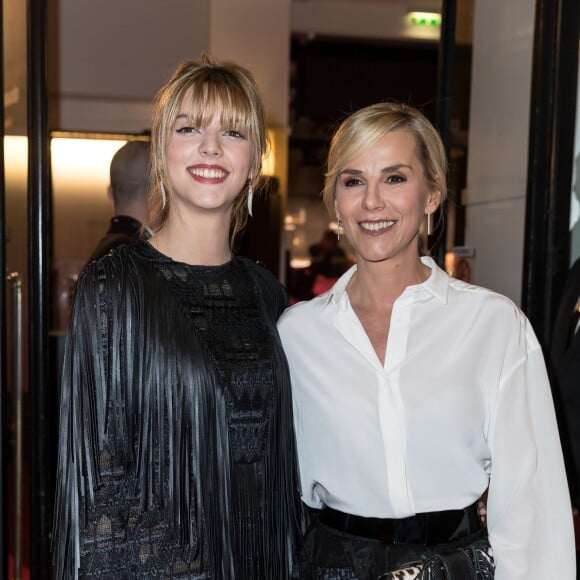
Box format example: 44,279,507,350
3,0,30,576
2,0,51,577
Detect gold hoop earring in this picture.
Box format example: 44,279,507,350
336,216,341,241
427,212,433,236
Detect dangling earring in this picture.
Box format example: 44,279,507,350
160,182,167,210
427,212,433,236
336,215,341,241
247,184,254,217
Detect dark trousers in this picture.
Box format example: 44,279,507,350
295,514,494,579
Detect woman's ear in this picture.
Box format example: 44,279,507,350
425,190,442,214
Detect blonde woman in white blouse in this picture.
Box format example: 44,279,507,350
278,101,575,579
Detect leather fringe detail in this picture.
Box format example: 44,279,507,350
243,258,305,576
53,247,303,579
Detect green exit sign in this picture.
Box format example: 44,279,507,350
408,11,442,27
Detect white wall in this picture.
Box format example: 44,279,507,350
464,0,535,304
50,0,210,133
210,0,290,128
51,0,292,134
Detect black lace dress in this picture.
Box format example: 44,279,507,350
53,241,302,579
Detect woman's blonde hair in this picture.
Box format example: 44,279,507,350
322,102,447,215
149,54,269,242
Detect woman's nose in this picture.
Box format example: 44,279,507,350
199,131,223,157
361,181,384,211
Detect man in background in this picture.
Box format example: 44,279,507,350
86,140,151,264
550,256,580,568
308,229,349,296
551,258,580,499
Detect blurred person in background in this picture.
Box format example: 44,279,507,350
86,139,151,264
550,256,580,566
308,228,350,296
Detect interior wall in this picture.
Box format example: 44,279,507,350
210,0,290,128
50,0,292,135
49,0,210,133
464,0,535,304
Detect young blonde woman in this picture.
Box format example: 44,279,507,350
53,55,302,579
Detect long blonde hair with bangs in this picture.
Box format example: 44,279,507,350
149,54,269,242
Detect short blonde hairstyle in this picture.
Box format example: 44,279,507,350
149,54,269,242
322,102,447,215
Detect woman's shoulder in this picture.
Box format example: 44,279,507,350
278,294,327,330
71,244,169,333
447,277,538,348
76,243,149,296
237,258,281,294
238,256,277,282
237,257,289,317
448,276,522,314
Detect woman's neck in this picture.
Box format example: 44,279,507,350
348,255,429,309
151,214,232,266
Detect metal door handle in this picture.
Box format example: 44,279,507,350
6,272,23,580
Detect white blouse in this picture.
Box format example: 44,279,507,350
278,257,575,579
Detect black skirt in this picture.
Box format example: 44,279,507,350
295,506,495,580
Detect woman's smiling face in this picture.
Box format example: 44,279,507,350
165,93,253,218
334,128,441,266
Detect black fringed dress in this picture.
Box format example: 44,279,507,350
53,241,302,579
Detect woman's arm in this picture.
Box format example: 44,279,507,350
52,260,136,579
486,315,576,579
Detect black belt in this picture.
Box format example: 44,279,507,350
319,502,482,545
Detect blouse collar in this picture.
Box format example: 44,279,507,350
322,255,450,308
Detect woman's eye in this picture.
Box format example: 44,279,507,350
343,177,363,187
176,125,199,134
224,129,246,139
386,174,405,184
